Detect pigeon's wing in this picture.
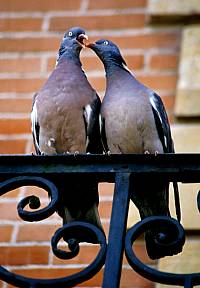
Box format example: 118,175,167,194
149,92,174,153
31,93,41,155
99,116,109,153
83,93,103,154
150,92,181,221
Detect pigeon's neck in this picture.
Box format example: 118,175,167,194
57,50,82,67
105,61,135,84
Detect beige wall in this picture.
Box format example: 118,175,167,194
148,1,200,287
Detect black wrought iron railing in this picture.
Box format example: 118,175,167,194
0,154,200,288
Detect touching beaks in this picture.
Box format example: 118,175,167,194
85,42,96,49
77,34,89,48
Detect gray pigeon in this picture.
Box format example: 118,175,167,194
87,39,181,259
31,28,103,239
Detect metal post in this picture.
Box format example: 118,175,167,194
102,172,131,288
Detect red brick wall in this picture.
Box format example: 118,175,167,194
0,0,181,287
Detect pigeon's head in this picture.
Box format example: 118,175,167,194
87,39,127,68
57,27,88,62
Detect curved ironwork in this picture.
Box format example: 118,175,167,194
197,190,200,213
0,154,200,287
0,222,106,288
0,176,59,221
125,216,200,288
51,222,106,259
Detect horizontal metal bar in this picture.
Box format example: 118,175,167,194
0,154,200,183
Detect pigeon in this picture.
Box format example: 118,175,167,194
87,39,182,259
31,27,103,243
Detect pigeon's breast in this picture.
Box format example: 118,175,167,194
101,94,163,154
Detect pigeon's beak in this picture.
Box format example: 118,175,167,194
86,42,96,49
77,34,89,48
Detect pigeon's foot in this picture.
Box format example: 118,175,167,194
144,150,159,156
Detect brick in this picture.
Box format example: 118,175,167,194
0,246,49,265
99,201,112,219
0,0,81,12
53,243,153,266
17,222,109,243
167,113,174,124
9,268,154,287
77,55,144,72
0,139,27,154
124,55,144,70
89,32,181,49
89,0,147,9
47,57,57,71
120,269,154,287
99,183,114,196
81,56,102,72
102,222,109,238
122,244,154,265
0,18,42,32
0,118,31,134
0,202,20,220
0,225,13,242
149,54,179,70
53,245,100,265
49,14,146,32
161,94,175,111
17,223,60,242
77,55,104,72
23,186,50,199
1,188,20,198
137,75,177,90
0,37,59,52
87,76,106,92
9,268,102,286
0,78,45,93
89,74,177,92
0,99,32,113
48,54,103,72
0,58,41,73
0,33,180,53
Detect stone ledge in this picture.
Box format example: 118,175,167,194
175,26,200,117
148,0,200,24
156,240,200,288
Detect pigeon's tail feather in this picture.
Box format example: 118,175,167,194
62,203,103,249
145,226,184,260
173,182,181,222
130,178,178,259
62,203,103,231
56,179,103,249
84,203,103,231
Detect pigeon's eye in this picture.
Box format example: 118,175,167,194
103,41,109,45
68,31,73,37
